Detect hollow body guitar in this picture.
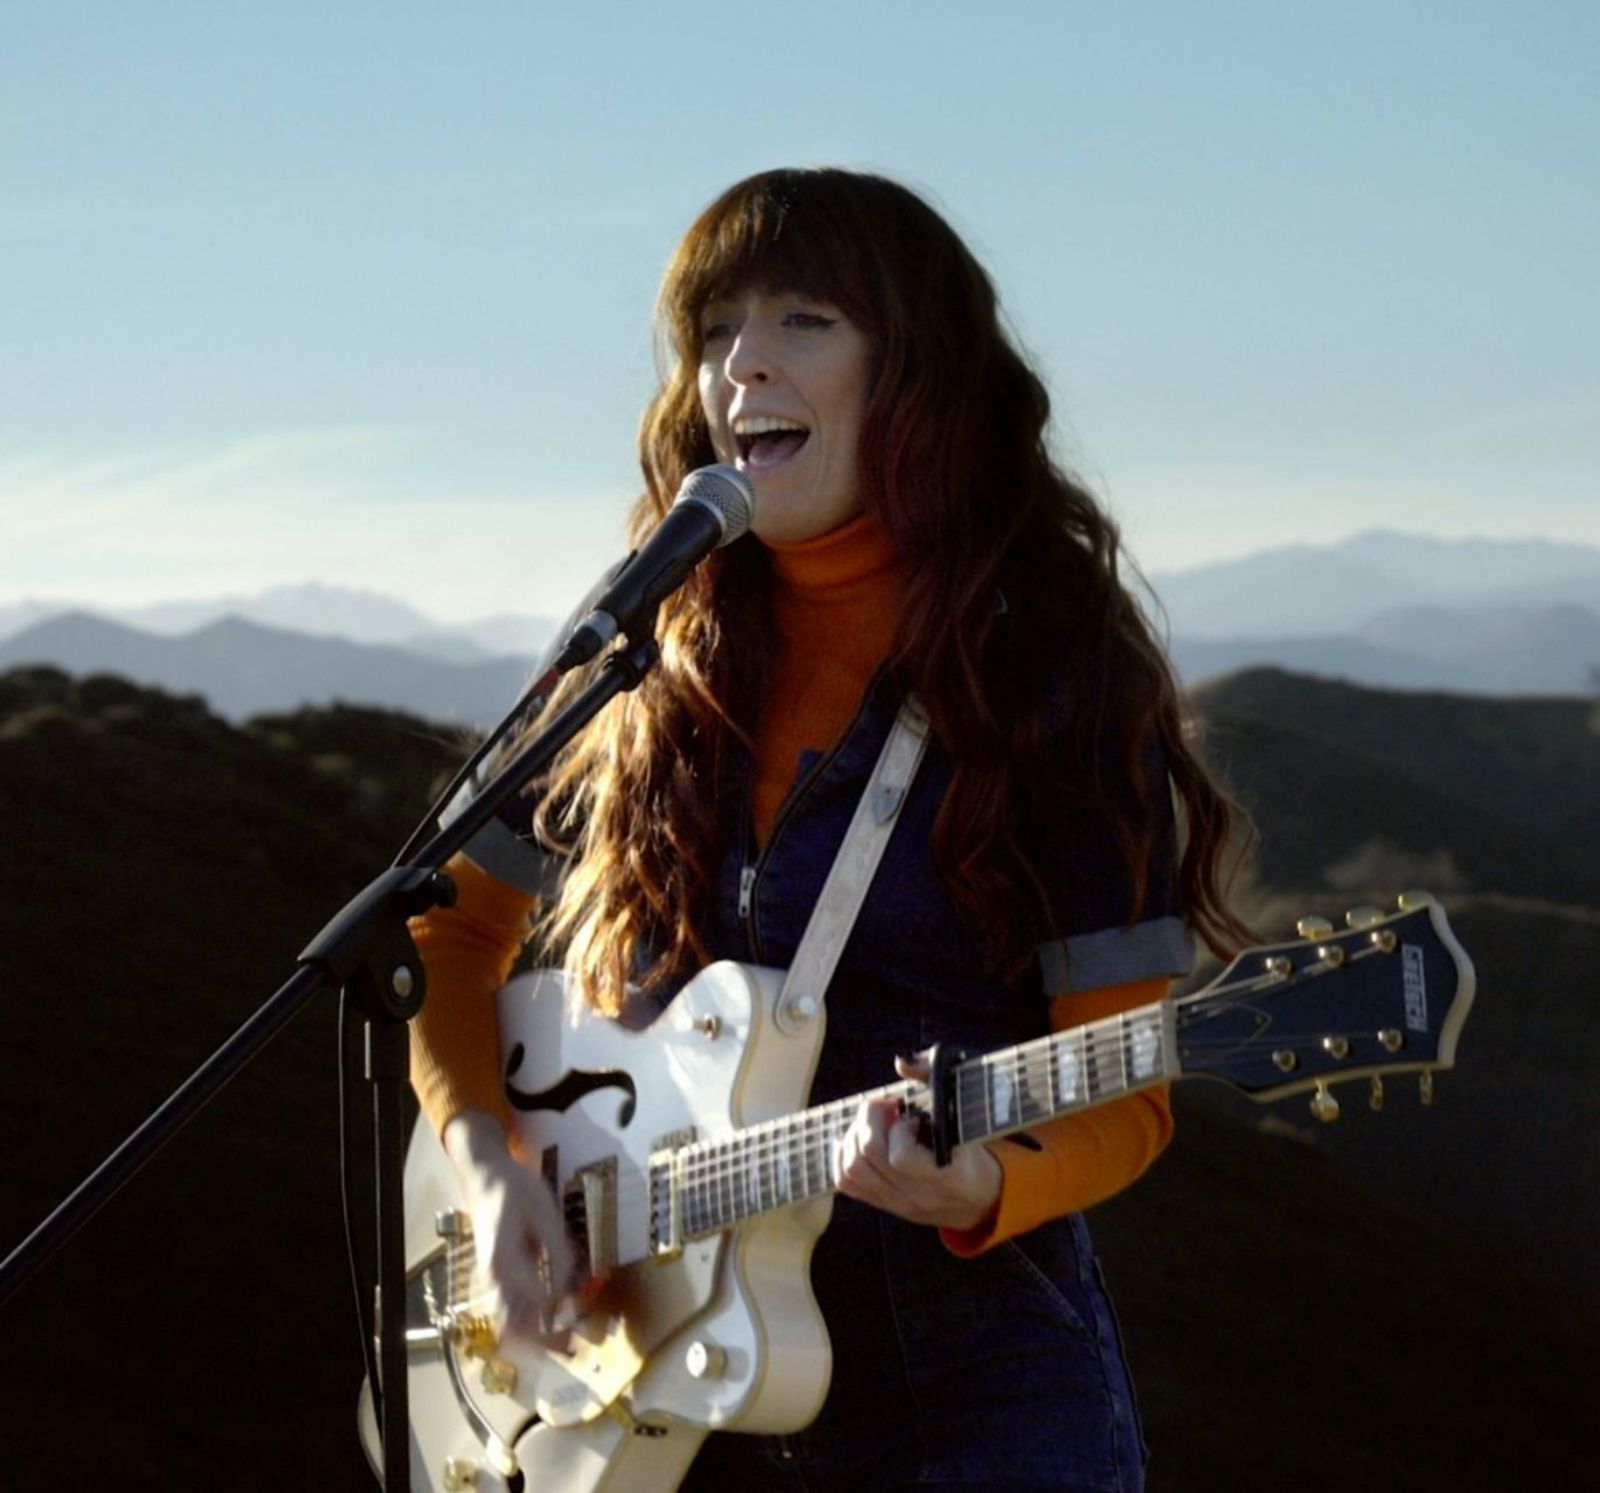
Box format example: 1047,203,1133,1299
366,897,1475,1492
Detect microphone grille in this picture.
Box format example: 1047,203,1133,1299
678,464,755,546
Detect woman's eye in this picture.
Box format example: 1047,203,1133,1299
785,311,836,330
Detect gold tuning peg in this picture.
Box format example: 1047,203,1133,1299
1396,889,1435,911
1296,915,1334,940
1309,1082,1340,1123
1345,906,1383,929
435,1208,472,1241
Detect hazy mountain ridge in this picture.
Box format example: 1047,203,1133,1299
0,582,559,660
0,663,1590,1487
1169,602,1600,695
3,533,1598,709
0,609,539,725
1150,529,1600,635
1147,530,1600,694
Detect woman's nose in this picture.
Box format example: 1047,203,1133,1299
724,324,772,385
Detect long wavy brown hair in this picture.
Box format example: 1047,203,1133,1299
529,167,1252,1015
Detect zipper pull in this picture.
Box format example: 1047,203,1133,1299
738,865,756,920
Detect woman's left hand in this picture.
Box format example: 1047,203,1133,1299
833,1054,1002,1231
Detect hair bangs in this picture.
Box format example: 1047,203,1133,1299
660,170,879,357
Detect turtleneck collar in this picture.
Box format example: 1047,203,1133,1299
763,508,907,597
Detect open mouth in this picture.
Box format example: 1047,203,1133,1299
734,420,811,471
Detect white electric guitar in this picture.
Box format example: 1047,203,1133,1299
361,893,1474,1491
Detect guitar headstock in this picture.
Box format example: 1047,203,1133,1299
1175,892,1475,1121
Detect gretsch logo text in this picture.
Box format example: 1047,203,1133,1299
1402,945,1428,1033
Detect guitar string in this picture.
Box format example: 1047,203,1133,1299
627,948,1411,1206
522,976,1405,1229
503,1012,1366,1244
491,946,1417,1237
505,945,1407,1220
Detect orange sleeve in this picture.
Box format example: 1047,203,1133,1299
407,852,538,1138
939,975,1174,1257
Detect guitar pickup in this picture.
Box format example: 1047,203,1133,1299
566,1157,619,1276
647,1127,698,1256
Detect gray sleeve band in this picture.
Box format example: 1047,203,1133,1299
459,816,566,900
440,783,566,901
1038,915,1195,995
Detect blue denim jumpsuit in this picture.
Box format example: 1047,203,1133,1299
463,669,1191,1492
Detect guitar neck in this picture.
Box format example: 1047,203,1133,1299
653,998,1177,1244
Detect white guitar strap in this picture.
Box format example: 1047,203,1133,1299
772,694,932,1035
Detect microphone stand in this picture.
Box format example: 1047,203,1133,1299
0,630,662,1491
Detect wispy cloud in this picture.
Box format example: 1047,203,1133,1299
0,426,401,543
0,429,622,621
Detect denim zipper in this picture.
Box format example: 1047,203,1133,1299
737,671,886,966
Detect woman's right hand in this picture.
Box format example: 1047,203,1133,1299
441,1109,579,1344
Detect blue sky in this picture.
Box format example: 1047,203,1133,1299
2,1,1595,621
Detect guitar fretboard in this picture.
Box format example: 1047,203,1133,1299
649,1000,1176,1247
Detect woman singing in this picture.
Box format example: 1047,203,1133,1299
408,167,1248,1491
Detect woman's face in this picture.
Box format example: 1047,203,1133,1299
695,285,872,546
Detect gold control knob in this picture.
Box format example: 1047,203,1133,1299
452,1313,496,1360
1309,1082,1340,1123
1369,1076,1385,1112
1345,906,1383,930
481,1357,518,1395
685,1340,728,1380
1296,915,1334,940
441,1459,480,1491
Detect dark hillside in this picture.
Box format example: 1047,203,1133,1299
0,665,1590,1488
1183,668,1598,1316
0,668,460,1487
1095,1090,1592,1493
1179,893,1600,1315
1193,668,1600,904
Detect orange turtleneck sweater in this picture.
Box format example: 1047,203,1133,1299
409,510,1173,1256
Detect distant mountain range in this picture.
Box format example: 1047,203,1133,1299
0,581,558,659
0,610,539,725
2,533,1597,711
1147,530,1600,695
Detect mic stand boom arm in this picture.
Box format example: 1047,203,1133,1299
0,632,662,1493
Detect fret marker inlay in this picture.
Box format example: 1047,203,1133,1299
1130,1015,1160,1080
992,1064,1015,1126
1057,1039,1081,1104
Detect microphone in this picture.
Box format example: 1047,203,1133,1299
552,464,755,672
